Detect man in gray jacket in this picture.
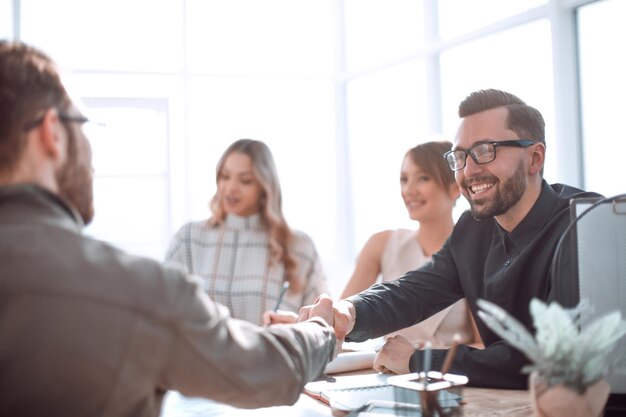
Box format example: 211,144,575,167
0,41,335,417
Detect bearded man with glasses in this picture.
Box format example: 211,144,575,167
295,88,601,389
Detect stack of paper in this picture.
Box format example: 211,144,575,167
323,350,377,374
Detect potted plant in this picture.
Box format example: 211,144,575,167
477,298,626,417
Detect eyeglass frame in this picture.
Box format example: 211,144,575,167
443,139,537,172
22,112,92,132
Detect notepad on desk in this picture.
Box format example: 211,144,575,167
304,372,465,413
304,373,392,410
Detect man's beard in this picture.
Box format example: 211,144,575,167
56,130,94,225
467,162,526,221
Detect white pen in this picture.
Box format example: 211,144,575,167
422,341,432,384
273,281,290,312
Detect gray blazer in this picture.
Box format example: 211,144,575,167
0,184,335,417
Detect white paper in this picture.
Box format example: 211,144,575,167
324,350,377,374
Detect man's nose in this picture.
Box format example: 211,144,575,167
463,155,483,177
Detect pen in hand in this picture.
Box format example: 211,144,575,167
273,281,290,312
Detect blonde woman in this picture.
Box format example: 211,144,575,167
341,141,481,348
165,139,328,325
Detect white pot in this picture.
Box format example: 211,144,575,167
529,371,610,417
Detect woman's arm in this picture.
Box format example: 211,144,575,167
340,230,391,298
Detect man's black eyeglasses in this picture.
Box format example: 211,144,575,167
22,113,91,132
443,139,537,172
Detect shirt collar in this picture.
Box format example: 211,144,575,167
223,212,263,230
496,180,560,253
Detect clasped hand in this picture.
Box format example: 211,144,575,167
263,293,353,339
263,295,413,374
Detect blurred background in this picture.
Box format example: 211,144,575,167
2,0,624,297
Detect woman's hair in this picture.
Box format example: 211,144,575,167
209,139,302,292
405,140,456,191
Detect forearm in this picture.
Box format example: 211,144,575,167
409,342,528,389
164,279,336,408
346,281,455,341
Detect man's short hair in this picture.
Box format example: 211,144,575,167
458,89,545,145
0,41,71,174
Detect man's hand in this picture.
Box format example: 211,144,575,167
297,298,356,343
306,293,335,326
264,294,336,328
331,299,356,342
262,310,298,326
373,335,415,374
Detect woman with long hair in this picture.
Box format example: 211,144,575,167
341,140,481,348
165,139,328,325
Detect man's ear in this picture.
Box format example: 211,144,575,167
528,142,545,175
448,182,461,200
38,109,65,160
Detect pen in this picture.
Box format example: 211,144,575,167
273,281,290,312
422,340,432,384
440,333,461,375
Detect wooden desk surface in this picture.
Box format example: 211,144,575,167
454,387,532,416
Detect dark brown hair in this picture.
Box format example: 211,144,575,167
0,41,71,175
458,89,545,144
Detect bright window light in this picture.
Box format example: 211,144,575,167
438,0,546,39
344,0,424,72
186,0,334,77
20,0,184,72
347,59,429,249
578,0,626,197
0,0,12,39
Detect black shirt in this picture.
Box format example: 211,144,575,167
347,181,601,389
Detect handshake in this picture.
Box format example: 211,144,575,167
263,294,415,375
263,294,356,342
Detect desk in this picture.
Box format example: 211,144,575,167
161,382,532,416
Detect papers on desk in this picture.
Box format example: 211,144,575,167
160,391,328,417
304,373,465,413
342,336,386,352
323,337,386,374
324,350,377,374
304,373,391,408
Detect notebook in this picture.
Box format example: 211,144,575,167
304,373,394,411
304,372,465,412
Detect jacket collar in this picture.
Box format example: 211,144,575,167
0,183,84,233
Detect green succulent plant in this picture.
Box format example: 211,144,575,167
477,298,626,393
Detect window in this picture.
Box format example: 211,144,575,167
186,0,334,78
438,0,546,39
82,100,171,260
0,0,12,39
578,0,626,197
19,0,183,72
344,0,424,72
347,60,429,248
11,0,612,296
